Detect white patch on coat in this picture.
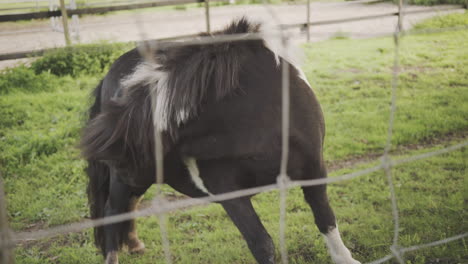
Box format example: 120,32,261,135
121,61,188,132
259,21,302,67
294,66,311,87
258,21,310,87
323,227,361,264
260,24,280,66
182,156,213,196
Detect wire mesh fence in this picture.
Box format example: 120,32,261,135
0,0,467,263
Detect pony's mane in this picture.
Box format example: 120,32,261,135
82,18,270,168
122,18,264,137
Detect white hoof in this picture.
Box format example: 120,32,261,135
323,226,360,264
333,255,361,264
105,251,118,264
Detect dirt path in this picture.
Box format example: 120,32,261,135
326,131,467,172
0,0,465,69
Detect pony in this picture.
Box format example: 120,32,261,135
81,18,360,264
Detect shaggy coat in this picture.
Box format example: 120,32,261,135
81,18,359,264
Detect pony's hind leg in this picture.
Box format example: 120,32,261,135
302,183,360,264
194,159,275,263
221,197,275,264
103,176,130,263
103,171,148,264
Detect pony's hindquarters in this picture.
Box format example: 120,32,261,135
82,78,149,261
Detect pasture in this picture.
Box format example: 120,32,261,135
0,13,467,263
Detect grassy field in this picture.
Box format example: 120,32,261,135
1,14,467,264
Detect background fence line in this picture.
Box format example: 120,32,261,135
281,5,462,29
278,52,292,264
0,0,467,263
204,0,210,33
0,3,464,60
382,0,404,262
0,0,226,22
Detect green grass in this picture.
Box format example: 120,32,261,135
0,78,98,229
303,30,468,160
400,0,466,6
412,11,468,31
12,144,467,264
1,26,467,263
31,42,131,77
383,0,466,6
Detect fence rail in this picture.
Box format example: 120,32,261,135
0,0,467,263
281,5,462,29
0,4,465,61
0,0,227,22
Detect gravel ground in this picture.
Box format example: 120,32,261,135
0,0,464,69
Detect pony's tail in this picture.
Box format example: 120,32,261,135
84,80,110,255
86,159,110,255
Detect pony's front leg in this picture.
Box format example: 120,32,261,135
302,185,361,264
221,197,275,264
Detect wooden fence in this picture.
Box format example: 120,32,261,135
0,3,463,61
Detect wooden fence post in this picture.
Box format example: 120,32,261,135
204,0,210,34
59,0,71,45
306,0,310,42
0,176,14,264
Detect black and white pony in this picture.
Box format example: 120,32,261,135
81,18,360,264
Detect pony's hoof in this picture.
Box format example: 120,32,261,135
129,240,146,254
105,251,118,264
334,257,361,264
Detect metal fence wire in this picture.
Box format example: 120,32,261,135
0,0,467,263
